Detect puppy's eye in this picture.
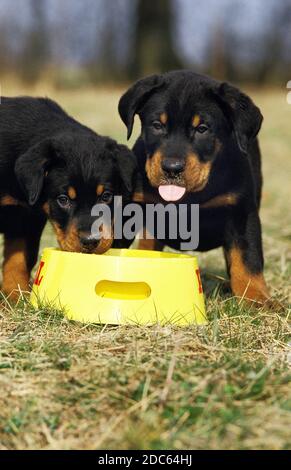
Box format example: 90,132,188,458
152,120,163,131
101,190,113,204
196,124,209,134
57,194,71,209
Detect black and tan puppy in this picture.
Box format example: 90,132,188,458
0,96,137,298
119,70,271,305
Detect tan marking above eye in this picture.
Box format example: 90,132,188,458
97,184,105,196
68,186,77,200
160,113,168,125
192,114,201,127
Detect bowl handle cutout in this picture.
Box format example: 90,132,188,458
95,280,151,300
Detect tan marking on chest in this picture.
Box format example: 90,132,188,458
132,192,145,202
201,193,238,209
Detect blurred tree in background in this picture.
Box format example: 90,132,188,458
129,0,181,78
0,27,9,74
255,2,291,83
18,0,50,84
0,0,290,86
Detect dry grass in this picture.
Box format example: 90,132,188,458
0,80,290,450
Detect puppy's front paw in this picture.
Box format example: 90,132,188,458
231,276,285,311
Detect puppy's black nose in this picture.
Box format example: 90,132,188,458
79,233,100,250
162,159,185,174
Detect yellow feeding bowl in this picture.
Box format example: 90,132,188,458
30,248,207,326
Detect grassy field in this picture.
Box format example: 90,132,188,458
0,81,290,450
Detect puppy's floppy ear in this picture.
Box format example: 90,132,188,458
15,138,54,205
118,74,165,139
218,82,263,154
115,144,141,194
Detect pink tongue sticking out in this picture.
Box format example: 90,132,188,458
158,185,186,202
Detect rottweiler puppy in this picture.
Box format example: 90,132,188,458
118,70,271,305
0,96,137,298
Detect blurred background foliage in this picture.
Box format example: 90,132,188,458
0,0,291,87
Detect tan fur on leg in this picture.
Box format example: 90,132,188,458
2,237,30,298
228,246,270,304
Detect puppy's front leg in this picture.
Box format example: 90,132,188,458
2,237,30,297
224,209,270,305
2,212,46,299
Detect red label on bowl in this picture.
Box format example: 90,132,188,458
34,261,45,286
195,268,203,294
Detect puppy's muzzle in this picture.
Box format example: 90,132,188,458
79,231,100,252
161,158,185,177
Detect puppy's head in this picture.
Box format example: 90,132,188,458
119,71,263,201
15,132,137,253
